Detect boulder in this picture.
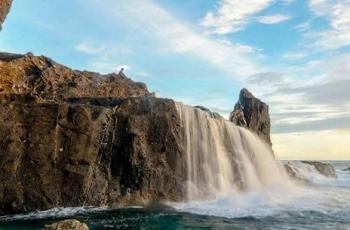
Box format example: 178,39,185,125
229,88,271,145
301,161,337,178
284,161,337,184
342,167,350,171
284,163,309,184
44,219,89,230
0,0,12,31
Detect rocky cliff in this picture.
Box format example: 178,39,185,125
0,0,12,31
229,88,271,145
0,52,150,101
0,53,188,215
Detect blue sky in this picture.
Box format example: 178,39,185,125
1,0,350,160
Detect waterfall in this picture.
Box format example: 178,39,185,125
175,102,294,201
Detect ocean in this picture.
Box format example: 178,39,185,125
0,161,349,230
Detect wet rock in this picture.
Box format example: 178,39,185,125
0,93,187,214
44,219,89,230
0,0,12,31
230,88,271,145
284,163,309,184
194,105,222,119
301,161,337,178
342,167,350,171
0,53,186,215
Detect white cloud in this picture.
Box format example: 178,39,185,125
308,0,332,16
281,0,295,5
90,62,130,74
257,14,292,24
246,53,350,135
282,51,307,60
201,0,274,34
294,21,311,33
86,0,263,79
307,0,350,50
75,42,105,55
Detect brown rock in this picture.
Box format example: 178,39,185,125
0,0,12,31
44,219,89,230
301,161,337,178
230,88,271,145
0,52,150,101
0,93,186,214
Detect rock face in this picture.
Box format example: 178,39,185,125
0,0,12,31
301,161,337,178
229,88,271,145
0,52,150,101
44,219,89,230
0,52,188,215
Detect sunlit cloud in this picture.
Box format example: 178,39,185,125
87,0,263,79
201,0,274,34
75,42,105,55
257,14,292,24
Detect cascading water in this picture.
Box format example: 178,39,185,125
169,103,350,222
175,102,297,203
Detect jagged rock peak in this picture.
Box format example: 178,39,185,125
230,88,271,145
0,0,12,31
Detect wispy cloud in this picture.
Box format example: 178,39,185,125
86,0,263,79
294,21,311,33
201,0,274,34
257,14,292,24
282,51,307,60
90,61,130,74
247,53,350,134
75,42,105,55
307,0,350,50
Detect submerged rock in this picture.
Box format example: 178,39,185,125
284,161,337,183
44,219,89,230
0,0,12,31
284,163,309,183
301,161,337,178
229,88,271,145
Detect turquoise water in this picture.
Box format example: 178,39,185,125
1,161,349,230
1,206,349,230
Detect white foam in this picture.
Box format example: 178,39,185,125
173,103,350,219
286,161,350,188
170,184,350,219
0,206,108,221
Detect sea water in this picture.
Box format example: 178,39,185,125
0,163,349,230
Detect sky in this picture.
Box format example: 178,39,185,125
1,0,350,160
